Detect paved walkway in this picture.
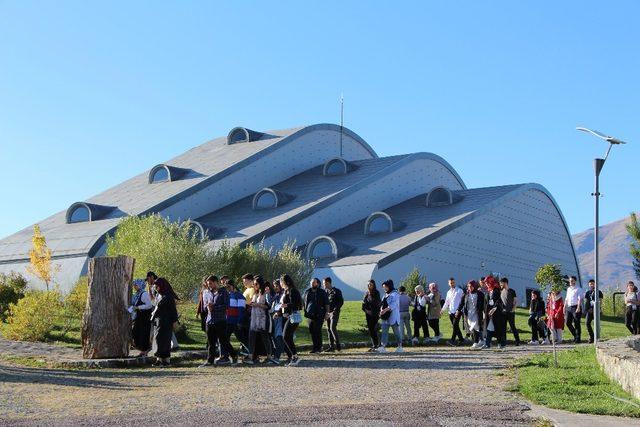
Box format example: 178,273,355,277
0,342,638,426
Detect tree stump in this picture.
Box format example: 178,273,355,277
81,256,135,359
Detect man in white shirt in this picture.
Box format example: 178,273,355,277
565,276,584,343
442,277,465,346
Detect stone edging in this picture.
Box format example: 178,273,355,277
595,336,640,400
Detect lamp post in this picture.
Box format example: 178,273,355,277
576,127,627,345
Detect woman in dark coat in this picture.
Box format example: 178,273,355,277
150,277,179,367
362,280,381,351
484,275,506,349
131,279,153,356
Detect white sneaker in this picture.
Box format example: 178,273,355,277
542,338,550,345
528,340,538,345
395,347,404,353
471,342,480,349
375,346,387,353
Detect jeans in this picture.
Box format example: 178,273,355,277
381,322,402,348
400,312,411,341
506,312,521,344
326,310,341,350
565,305,582,341
283,318,299,358
428,318,440,337
626,306,639,335
207,321,236,363
308,317,324,351
365,314,379,347
449,313,464,342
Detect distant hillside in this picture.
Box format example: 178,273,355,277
572,214,637,291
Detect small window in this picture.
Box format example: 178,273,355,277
227,127,250,144
151,167,169,183
426,187,454,207
69,205,90,223
255,191,276,209
307,236,338,261
322,158,349,176
364,212,394,235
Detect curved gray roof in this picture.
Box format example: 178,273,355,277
319,184,580,277
0,124,376,263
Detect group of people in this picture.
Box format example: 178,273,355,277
128,270,638,367
362,276,523,351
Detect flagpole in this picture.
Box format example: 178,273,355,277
339,94,344,158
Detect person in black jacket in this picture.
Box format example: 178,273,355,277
150,277,179,367
303,278,330,353
362,280,381,350
463,280,484,348
483,276,506,349
527,290,547,344
323,277,344,352
583,279,604,343
281,274,303,366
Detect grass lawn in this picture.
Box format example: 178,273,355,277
44,301,632,352
515,346,640,418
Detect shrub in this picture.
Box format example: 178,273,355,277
400,267,427,296
106,214,314,298
64,276,88,320
0,271,28,322
2,290,63,341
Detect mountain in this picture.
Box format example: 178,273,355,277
572,214,637,291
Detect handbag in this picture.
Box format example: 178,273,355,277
290,310,302,324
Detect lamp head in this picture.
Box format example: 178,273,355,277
576,127,627,145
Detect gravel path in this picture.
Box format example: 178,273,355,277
0,346,558,426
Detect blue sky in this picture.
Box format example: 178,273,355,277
1,1,638,239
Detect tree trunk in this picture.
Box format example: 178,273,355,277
81,256,135,359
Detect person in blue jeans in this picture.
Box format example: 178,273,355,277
377,280,404,353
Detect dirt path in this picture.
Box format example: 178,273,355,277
0,345,607,426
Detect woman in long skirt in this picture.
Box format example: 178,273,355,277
150,277,179,367
131,279,153,356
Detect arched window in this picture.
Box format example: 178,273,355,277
185,221,206,241
227,127,250,144
68,204,90,223
150,167,169,183
426,186,454,207
251,188,287,210
307,236,338,260
364,212,393,235
322,158,349,176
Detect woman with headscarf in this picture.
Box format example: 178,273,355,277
150,277,179,367
411,285,429,345
483,275,506,349
130,279,153,356
244,276,278,365
362,280,381,351
463,280,484,349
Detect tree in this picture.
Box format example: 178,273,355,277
535,263,568,367
626,212,640,281
26,225,58,290
400,267,427,296
106,215,314,298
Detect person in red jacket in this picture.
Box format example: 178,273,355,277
546,290,565,344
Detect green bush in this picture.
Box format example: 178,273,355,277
0,271,28,321
601,290,626,318
2,290,63,341
400,267,427,296
106,214,314,298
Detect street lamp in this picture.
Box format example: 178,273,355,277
576,127,627,345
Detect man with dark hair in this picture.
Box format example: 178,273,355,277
200,275,238,366
442,278,464,346
304,278,330,353
323,277,344,352
584,279,604,343
565,275,584,343
499,277,520,346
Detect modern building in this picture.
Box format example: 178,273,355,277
0,124,580,299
